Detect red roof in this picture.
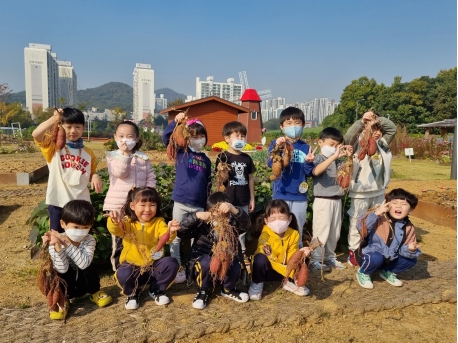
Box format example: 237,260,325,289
240,89,261,102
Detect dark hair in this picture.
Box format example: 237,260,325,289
122,187,162,221
385,188,418,210
61,107,85,125
61,200,95,226
319,127,344,143
222,121,247,137
279,107,305,126
256,199,299,232
115,121,143,152
188,122,208,145
206,192,230,210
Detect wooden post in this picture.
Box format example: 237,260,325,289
424,128,430,138
451,123,456,180
441,128,447,137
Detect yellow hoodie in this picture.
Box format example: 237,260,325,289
255,225,300,277
107,216,176,267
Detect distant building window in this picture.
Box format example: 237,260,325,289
251,110,258,120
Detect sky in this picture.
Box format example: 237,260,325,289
1,0,456,103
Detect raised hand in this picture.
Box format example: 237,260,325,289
374,200,391,216
168,219,181,232
108,210,120,223
174,112,186,123
362,111,376,124
299,246,312,256
276,136,286,145
305,146,317,163
196,211,211,222
91,174,102,194
345,145,354,156
218,202,238,215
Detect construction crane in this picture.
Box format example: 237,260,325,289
238,71,272,100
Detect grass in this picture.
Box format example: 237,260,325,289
391,157,452,181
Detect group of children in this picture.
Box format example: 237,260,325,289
33,106,421,320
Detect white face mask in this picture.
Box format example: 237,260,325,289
189,138,206,152
231,139,246,151
116,138,137,151
65,228,90,242
267,220,290,235
321,145,336,158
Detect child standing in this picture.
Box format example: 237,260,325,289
267,107,315,247
103,120,156,271
42,200,112,320
162,113,212,283
355,188,421,289
177,192,250,309
248,200,312,301
107,187,180,310
215,121,256,258
32,108,102,233
344,110,397,266
309,128,353,271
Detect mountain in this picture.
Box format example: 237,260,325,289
5,82,188,112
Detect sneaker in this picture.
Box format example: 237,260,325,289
192,289,209,309
49,300,69,320
220,288,249,303
308,261,331,272
356,269,374,289
379,270,403,287
347,249,359,267
248,282,264,301
282,281,310,296
174,267,186,284
89,290,113,307
149,289,170,305
325,258,347,269
125,294,140,310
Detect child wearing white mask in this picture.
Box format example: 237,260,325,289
103,120,156,271
162,114,212,284
310,127,353,272
248,200,312,301
42,200,112,320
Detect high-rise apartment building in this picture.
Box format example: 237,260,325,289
196,76,242,102
57,61,77,107
155,94,167,111
133,63,155,122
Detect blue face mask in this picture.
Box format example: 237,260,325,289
283,126,303,139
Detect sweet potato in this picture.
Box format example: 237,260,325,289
281,142,293,167
338,173,350,189
153,230,170,254
295,261,309,287
210,255,221,274
166,143,175,161
51,122,59,143
367,137,377,156
56,126,66,150
358,148,367,161
270,160,283,180
173,124,187,147
285,250,304,279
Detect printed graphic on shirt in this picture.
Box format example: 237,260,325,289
262,243,272,256
188,155,208,172
291,149,306,163
60,153,89,174
229,161,248,186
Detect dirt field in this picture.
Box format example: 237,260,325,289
0,145,456,343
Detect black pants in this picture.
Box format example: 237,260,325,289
251,253,284,283
58,263,101,299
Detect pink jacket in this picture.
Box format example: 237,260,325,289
103,150,157,212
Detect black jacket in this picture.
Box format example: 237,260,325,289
177,207,250,284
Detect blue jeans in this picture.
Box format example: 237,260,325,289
359,251,417,275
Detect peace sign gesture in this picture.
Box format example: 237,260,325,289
305,146,317,163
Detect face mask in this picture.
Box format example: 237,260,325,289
189,138,206,152
116,138,137,151
267,220,290,235
321,146,336,158
231,139,246,151
65,228,90,242
283,126,303,139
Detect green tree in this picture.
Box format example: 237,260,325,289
263,118,280,130
430,67,457,121
168,98,184,107
111,107,128,126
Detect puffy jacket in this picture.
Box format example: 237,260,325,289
255,225,300,277
177,207,249,284
103,150,156,212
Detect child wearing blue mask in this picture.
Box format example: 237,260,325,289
267,107,315,247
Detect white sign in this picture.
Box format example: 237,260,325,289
404,148,414,156
261,136,267,146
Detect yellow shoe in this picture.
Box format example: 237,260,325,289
89,290,113,307
49,301,69,320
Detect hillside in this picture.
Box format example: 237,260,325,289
6,83,187,111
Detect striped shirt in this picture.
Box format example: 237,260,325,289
49,234,96,273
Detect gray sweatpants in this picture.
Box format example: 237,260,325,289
282,200,308,248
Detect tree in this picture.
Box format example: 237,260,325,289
111,107,128,125
168,98,184,107
263,118,280,130
154,114,167,127
0,83,12,103
32,107,54,124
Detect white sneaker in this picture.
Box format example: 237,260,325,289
379,270,403,287
309,261,331,272
356,269,374,289
149,289,170,305
125,294,140,310
282,281,310,296
220,288,249,303
248,282,264,301
174,267,186,284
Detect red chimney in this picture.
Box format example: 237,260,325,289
239,89,262,143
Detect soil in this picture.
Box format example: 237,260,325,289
0,151,456,343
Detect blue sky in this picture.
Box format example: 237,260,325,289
2,0,456,103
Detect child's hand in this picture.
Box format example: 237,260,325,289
345,145,354,156
196,211,211,222
300,246,312,257
374,200,390,216
408,242,421,252
361,111,376,124
249,199,255,213
276,137,286,145
91,174,102,193
108,211,120,223
305,146,317,163
42,232,51,245
175,112,186,123
53,108,63,122
218,202,238,215
118,140,130,155
168,219,181,232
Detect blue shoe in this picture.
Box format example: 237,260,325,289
356,269,373,289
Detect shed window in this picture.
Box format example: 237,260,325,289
251,110,258,120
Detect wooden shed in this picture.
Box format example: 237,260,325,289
417,119,456,137
160,92,263,146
